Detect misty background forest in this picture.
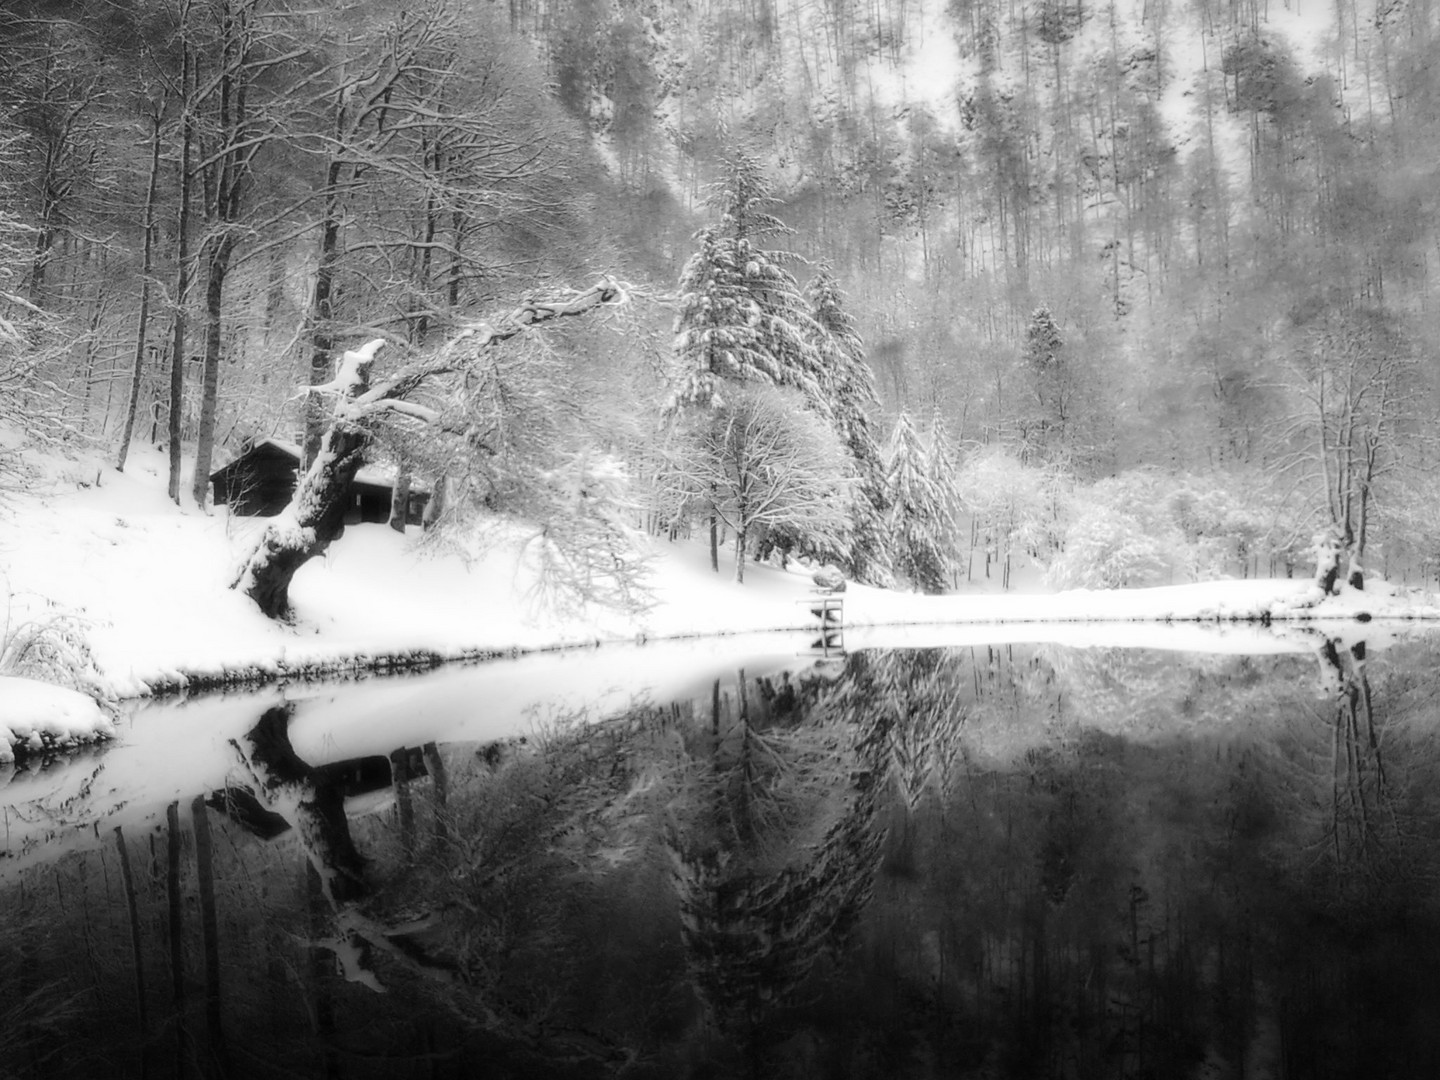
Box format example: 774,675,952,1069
3,0,1439,596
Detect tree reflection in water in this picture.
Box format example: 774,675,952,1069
7,638,1440,1077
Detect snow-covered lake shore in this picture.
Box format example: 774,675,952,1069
4,444,1437,761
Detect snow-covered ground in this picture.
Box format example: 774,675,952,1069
0,676,115,764
2,441,1436,762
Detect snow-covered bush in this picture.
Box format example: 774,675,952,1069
957,447,1063,587
1046,500,1170,589
1167,473,1268,580
523,449,654,616
662,385,853,582
1047,468,1283,589
1,586,103,695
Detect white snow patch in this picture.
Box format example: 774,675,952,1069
0,676,113,764
0,440,1434,708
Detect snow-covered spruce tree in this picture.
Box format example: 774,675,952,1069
927,411,964,584
665,151,825,573
1022,304,1070,462
231,279,627,619
667,155,824,412
667,226,757,410
885,412,952,594
805,264,892,585
712,153,827,409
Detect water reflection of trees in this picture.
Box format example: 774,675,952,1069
9,641,1440,1077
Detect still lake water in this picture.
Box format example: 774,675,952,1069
4,630,1440,1079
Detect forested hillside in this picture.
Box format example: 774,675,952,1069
3,0,1439,595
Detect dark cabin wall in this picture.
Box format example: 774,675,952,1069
213,444,427,524
212,444,299,516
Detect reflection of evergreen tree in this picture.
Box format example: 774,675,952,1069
668,650,977,1040
669,663,891,1033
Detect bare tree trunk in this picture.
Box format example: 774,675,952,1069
191,0,253,508
388,455,412,532
191,237,236,509
422,472,446,530
1350,484,1369,591
118,105,164,473
304,140,346,470
114,827,152,1080
168,39,196,504
710,507,719,572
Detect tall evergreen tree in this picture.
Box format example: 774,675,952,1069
669,226,770,409
667,151,826,571
886,411,952,594
1022,304,1070,462
669,152,824,413
807,264,891,585
927,409,963,582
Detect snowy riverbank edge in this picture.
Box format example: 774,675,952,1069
4,443,1438,761
1,594,1427,767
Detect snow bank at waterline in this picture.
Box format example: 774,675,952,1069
3,443,1436,717
0,676,114,763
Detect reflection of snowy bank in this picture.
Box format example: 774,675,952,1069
841,574,1439,634
4,620,1436,881
0,634,811,877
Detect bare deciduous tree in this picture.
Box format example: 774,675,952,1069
663,385,851,584
1272,307,1417,592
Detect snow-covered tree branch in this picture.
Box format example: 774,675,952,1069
231,277,628,618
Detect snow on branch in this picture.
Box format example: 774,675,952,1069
308,338,388,397
361,398,440,425
357,277,628,410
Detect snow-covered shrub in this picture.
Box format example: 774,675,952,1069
1047,468,1285,589
0,586,103,695
1167,473,1267,581
523,449,654,616
1372,470,1440,586
1046,500,1170,589
956,446,1062,587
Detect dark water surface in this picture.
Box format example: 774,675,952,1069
5,634,1440,1079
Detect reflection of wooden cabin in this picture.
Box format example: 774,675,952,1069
207,752,419,840
209,438,428,525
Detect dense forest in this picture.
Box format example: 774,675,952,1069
3,0,1439,596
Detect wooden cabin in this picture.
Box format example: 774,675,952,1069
209,438,429,525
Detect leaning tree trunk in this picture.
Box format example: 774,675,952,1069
231,278,625,619
231,411,373,618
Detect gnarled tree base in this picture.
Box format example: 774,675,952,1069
232,423,370,618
